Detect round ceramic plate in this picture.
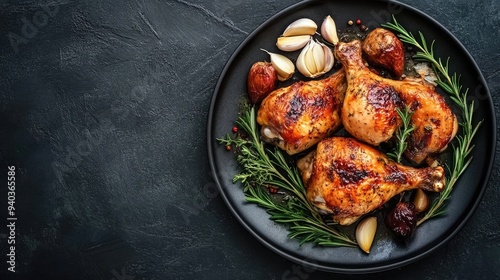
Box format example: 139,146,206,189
207,0,495,273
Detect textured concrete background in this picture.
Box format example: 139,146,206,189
0,0,498,279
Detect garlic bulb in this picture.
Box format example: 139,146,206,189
261,49,295,81
276,35,311,52
296,39,334,78
356,216,377,253
282,18,317,37
321,15,339,45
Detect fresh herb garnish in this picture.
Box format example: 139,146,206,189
382,16,482,225
387,106,415,163
218,106,356,247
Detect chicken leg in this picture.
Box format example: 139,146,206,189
257,69,346,155
336,40,458,164
335,40,404,146
297,137,445,225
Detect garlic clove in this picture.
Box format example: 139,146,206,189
262,126,283,141
305,41,319,74
261,49,295,81
356,216,377,253
296,40,313,77
413,189,430,213
276,35,311,52
282,18,317,37
322,43,335,73
311,41,325,73
321,15,339,45
277,74,290,82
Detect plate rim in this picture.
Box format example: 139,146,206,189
206,0,497,273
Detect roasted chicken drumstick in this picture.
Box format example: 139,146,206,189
297,137,445,225
335,40,403,146
336,40,458,164
257,70,346,155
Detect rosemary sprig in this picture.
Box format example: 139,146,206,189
387,106,415,163
382,16,482,225
218,106,356,247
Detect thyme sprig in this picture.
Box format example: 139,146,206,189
383,16,482,225
387,106,415,163
218,106,356,247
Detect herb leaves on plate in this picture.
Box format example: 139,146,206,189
219,106,356,247
382,16,482,225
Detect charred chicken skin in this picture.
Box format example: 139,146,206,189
297,137,445,225
336,40,458,164
257,70,346,155
395,77,458,164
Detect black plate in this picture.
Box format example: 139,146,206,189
207,0,495,273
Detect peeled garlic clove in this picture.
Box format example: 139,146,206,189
356,216,377,253
261,49,295,81
276,35,311,52
413,189,430,213
282,18,317,37
296,40,334,78
321,15,339,45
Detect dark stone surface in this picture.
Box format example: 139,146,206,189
0,0,498,279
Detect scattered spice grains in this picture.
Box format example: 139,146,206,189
268,186,278,194
348,19,367,31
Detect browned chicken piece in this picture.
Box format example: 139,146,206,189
335,40,403,146
397,78,458,164
336,40,458,164
297,137,445,225
362,28,405,78
257,70,346,155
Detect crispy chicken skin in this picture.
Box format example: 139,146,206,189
335,40,403,146
362,28,405,78
257,70,346,155
336,40,458,164
397,78,458,164
297,137,445,225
